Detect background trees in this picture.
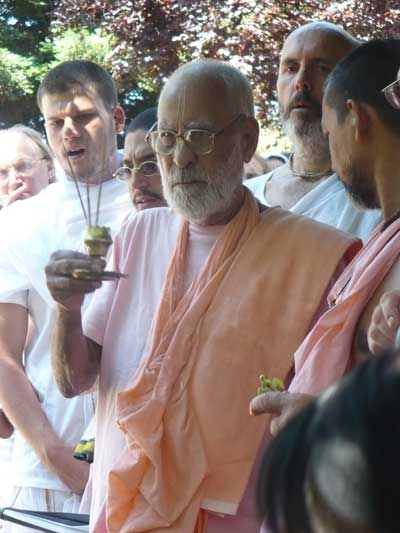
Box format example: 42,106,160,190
1,0,399,143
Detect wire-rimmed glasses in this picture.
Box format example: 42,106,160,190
145,113,246,156
382,78,400,109
113,160,159,181
0,158,46,180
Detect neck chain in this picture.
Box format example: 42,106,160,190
289,152,332,182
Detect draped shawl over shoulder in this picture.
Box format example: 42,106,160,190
290,217,400,396
94,190,360,533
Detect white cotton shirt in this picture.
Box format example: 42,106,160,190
245,172,382,242
83,207,224,523
0,175,132,491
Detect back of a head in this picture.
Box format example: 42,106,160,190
37,60,118,111
126,107,157,135
258,350,400,533
160,59,255,118
324,39,400,135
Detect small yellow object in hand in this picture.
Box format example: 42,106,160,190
256,374,285,395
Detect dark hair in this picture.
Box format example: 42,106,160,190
126,107,157,134
324,39,400,135
258,350,400,532
37,60,118,110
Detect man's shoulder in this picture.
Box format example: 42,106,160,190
244,172,272,200
259,206,361,258
116,207,181,246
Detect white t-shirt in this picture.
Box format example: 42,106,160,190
0,176,132,491
83,207,224,523
245,172,382,242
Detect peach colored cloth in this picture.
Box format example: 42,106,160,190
94,191,359,533
290,217,400,396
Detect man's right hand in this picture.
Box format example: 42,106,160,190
46,250,105,311
44,439,90,495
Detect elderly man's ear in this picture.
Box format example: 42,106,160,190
241,116,260,163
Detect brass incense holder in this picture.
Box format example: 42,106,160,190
64,146,127,282
84,225,113,257
71,225,127,281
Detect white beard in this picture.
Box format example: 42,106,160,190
162,153,243,223
283,115,330,162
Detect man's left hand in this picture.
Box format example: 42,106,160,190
249,391,313,435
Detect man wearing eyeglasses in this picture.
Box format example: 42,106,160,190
115,107,166,211
46,59,360,532
0,125,55,208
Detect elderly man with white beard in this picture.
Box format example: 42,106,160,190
45,59,360,533
246,21,381,242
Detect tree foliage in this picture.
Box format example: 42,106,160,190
52,0,400,126
1,0,400,129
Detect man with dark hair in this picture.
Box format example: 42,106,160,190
46,58,359,532
37,60,118,112
251,39,400,436
0,60,132,528
114,107,166,210
246,21,381,241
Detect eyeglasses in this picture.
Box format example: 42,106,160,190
113,160,160,181
145,113,246,156
381,78,400,109
0,158,46,180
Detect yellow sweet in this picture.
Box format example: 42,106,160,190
256,374,285,395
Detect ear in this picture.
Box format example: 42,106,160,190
113,105,125,134
346,99,373,143
241,116,259,163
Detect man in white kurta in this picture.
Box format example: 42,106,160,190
0,60,132,531
246,172,381,241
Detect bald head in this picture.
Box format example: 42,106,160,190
285,21,360,52
159,59,255,120
278,21,359,160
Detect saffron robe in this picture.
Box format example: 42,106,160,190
89,191,360,532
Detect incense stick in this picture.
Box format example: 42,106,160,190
63,146,88,224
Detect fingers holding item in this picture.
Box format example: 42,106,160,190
249,391,311,416
45,250,105,307
250,391,313,435
46,251,105,277
46,274,101,294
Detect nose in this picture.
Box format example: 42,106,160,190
63,117,81,138
172,137,197,169
8,168,24,191
294,67,312,93
132,170,148,189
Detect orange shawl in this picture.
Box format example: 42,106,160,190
94,190,359,532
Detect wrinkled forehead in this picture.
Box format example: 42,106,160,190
41,86,106,117
280,28,353,66
158,73,233,129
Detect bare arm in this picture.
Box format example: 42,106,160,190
52,305,101,397
46,250,104,397
0,302,89,493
